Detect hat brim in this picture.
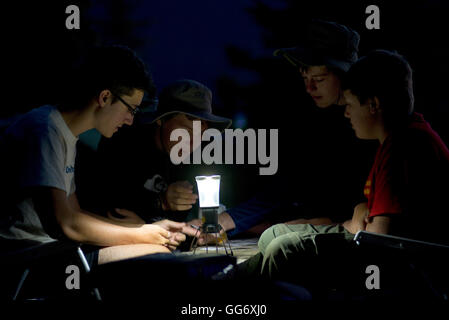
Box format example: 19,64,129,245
274,47,352,72
136,110,232,132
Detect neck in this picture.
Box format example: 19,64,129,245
59,105,95,137
377,124,389,144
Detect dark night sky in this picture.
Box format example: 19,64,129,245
80,0,449,128
2,0,448,120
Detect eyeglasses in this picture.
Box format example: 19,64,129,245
110,91,140,116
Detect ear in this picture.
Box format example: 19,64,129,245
98,89,112,108
336,89,346,106
369,96,381,115
156,119,162,126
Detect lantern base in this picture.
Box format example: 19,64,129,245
190,223,233,256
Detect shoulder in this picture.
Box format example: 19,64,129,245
4,106,60,140
405,116,449,158
8,110,67,160
384,115,449,176
388,114,446,153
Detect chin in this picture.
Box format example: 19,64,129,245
101,130,114,138
314,100,332,108
355,132,370,140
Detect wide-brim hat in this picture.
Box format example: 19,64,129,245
137,79,232,131
274,20,360,72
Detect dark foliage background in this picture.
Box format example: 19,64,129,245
1,0,448,214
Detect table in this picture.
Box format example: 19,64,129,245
180,238,259,264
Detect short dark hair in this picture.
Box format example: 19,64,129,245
343,50,414,129
60,45,155,111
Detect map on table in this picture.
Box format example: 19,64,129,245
186,238,259,264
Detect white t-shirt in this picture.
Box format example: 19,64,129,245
0,105,78,243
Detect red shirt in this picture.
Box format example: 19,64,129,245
364,113,449,219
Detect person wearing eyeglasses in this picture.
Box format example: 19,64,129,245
0,46,190,267
90,79,232,232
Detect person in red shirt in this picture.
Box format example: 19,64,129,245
241,49,449,281
342,52,449,242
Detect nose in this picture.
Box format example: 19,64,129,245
124,114,134,126
305,79,316,94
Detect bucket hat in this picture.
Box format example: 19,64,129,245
137,79,232,131
274,20,360,72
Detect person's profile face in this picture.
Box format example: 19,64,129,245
343,90,377,140
99,89,144,138
161,114,208,156
301,66,342,108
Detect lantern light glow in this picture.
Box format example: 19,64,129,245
195,175,220,208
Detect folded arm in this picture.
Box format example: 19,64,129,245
365,215,392,234
343,202,393,235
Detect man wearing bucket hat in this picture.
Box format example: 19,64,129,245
273,19,359,108
140,79,232,131
94,79,232,231
275,20,369,227
209,20,372,236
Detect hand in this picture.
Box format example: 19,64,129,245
152,219,186,232
165,232,186,251
188,218,202,229
152,219,190,250
197,229,227,246
154,219,200,241
342,219,354,234
161,181,198,211
343,202,369,234
181,224,202,238
218,212,236,232
139,224,172,246
107,208,145,225
187,218,227,246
